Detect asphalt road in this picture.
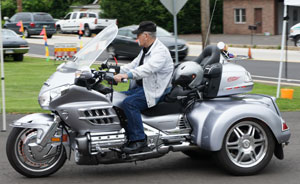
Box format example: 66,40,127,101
0,112,299,184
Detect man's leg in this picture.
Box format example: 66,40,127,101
122,87,148,142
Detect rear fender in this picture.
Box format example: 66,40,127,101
188,101,290,151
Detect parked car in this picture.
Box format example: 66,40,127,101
4,12,56,38
55,12,117,37
2,29,29,61
107,25,189,60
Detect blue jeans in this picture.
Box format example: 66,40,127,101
121,86,148,141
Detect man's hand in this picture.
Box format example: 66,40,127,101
113,73,128,83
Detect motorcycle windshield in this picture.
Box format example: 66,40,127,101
72,24,118,69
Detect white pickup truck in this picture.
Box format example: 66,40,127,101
289,23,300,47
56,12,116,37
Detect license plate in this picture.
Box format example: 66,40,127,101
43,25,48,28
5,50,14,54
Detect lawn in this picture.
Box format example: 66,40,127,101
0,56,299,113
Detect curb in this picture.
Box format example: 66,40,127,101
187,41,300,51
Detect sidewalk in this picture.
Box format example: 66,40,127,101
188,44,300,63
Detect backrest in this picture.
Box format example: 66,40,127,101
194,45,220,68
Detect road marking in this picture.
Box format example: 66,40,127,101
253,79,300,86
252,75,300,83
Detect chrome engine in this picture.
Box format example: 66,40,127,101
73,114,195,165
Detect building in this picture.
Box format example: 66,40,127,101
223,0,300,35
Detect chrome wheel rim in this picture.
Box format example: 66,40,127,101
24,30,28,37
84,27,90,36
296,40,300,47
225,121,268,168
14,129,64,172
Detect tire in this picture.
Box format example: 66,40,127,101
24,28,30,38
182,149,212,160
214,119,275,176
56,25,63,34
6,128,67,178
47,34,53,39
107,45,118,58
84,26,91,37
13,54,24,61
294,36,300,47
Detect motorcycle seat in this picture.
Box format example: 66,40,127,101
194,45,220,68
141,101,183,117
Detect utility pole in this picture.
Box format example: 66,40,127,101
17,0,22,12
201,0,210,48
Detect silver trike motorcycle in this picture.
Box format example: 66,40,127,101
6,24,290,177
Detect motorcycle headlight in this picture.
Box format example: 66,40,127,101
39,85,70,109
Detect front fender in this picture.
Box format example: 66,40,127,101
187,95,291,151
11,113,58,145
11,113,54,128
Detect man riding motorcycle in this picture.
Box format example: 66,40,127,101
113,21,174,153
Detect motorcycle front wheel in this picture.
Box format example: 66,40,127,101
214,119,275,176
6,127,67,178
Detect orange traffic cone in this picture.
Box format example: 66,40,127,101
248,47,252,59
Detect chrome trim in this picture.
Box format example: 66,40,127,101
79,115,117,120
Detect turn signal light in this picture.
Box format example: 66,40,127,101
51,137,60,142
282,122,289,131
51,135,68,142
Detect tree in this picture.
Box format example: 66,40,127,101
1,0,17,18
100,0,223,34
1,0,96,19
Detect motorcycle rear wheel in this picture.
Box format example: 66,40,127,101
6,127,67,178
214,119,275,176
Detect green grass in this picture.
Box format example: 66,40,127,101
250,83,300,111
1,56,299,113
2,56,129,113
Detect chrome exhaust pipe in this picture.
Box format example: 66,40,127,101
129,141,198,157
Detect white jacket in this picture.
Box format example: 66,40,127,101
120,38,174,108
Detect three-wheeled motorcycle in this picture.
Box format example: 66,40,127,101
6,24,290,177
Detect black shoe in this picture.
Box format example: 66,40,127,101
122,139,148,154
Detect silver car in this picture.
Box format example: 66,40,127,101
2,29,30,61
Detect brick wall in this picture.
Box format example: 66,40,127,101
223,0,277,35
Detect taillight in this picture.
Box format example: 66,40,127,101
30,22,35,28
282,122,289,131
94,18,97,24
54,24,56,28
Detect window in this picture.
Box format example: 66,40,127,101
16,13,31,22
118,29,128,36
64,13,71,20
88,13,96,18
34,14,53,21
80,13,87,19
72,13,77,20
235,8,246,23
293,9,298,22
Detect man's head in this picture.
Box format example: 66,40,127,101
132,21,156,48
